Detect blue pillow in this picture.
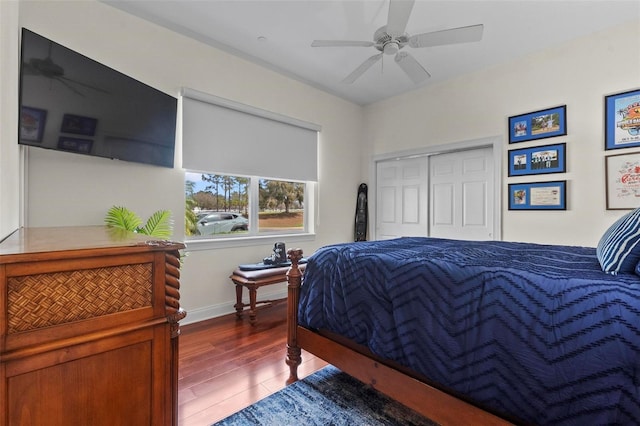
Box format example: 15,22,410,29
597,208,640,274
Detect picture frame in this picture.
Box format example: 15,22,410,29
508,180,566,210
508,142,566,177
508,105,567,144
605,151,640,210
20,106,47,142
604,88,640,150
57,136,93,154
60,113,98,136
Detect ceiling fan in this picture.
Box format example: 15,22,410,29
22,42,108,96
311,0,484,84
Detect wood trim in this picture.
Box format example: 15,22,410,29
297,327,512,425
165,249,185,426
4,327,156,377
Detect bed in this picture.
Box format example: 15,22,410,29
284,236,640,425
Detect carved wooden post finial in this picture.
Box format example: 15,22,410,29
286,248,303,384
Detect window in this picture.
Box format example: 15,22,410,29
185,172,308,239
181,88,320,243
258,178,305,233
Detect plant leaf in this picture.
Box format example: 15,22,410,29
104,206,143,232
140,210,173,238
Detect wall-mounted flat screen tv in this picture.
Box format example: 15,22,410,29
18,28,177,168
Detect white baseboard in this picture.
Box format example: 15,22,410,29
180,289,288,325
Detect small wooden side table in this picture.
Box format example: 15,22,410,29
230,264,306,325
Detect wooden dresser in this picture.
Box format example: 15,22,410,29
0,226,186,426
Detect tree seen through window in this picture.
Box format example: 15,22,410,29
185,172,305,237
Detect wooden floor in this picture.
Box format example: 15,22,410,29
177,299,328,426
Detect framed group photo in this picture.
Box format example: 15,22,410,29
508,180,566,210
508,143,566,177
509,105,567,144
604,89,640,150
605,151,640,210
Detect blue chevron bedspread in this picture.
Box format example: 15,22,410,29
298,237,640,425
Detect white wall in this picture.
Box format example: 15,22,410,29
363,19,640,247
12,0,365,322
0,1,21,241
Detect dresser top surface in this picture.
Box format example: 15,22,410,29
0,226,184,259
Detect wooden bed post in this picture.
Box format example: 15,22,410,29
285,248,303,384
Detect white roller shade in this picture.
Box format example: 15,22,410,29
182,88,319,181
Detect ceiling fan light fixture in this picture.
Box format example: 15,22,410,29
383,41,399,55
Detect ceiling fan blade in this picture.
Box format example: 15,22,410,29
59,76,110,94
409,24,484,48
311,40,375,48
54,77,86,97
342,53,383,84
386,0,415,37
395,52,430,84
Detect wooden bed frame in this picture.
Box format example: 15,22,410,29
284,248,515,426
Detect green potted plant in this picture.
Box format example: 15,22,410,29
104,206,173,239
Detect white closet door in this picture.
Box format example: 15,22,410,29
375,157,428,240
429,147,494,240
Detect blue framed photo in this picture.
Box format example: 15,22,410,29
508,143,566,177
508,180,566,210
509,105,567,144
604,89,640,150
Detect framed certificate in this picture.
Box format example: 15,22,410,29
508,181,566,210
605,151,640,209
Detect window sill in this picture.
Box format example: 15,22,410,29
184,232,316,252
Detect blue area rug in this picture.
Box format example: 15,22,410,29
212,365,438,426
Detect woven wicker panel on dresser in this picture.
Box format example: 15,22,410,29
7,263,153,333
